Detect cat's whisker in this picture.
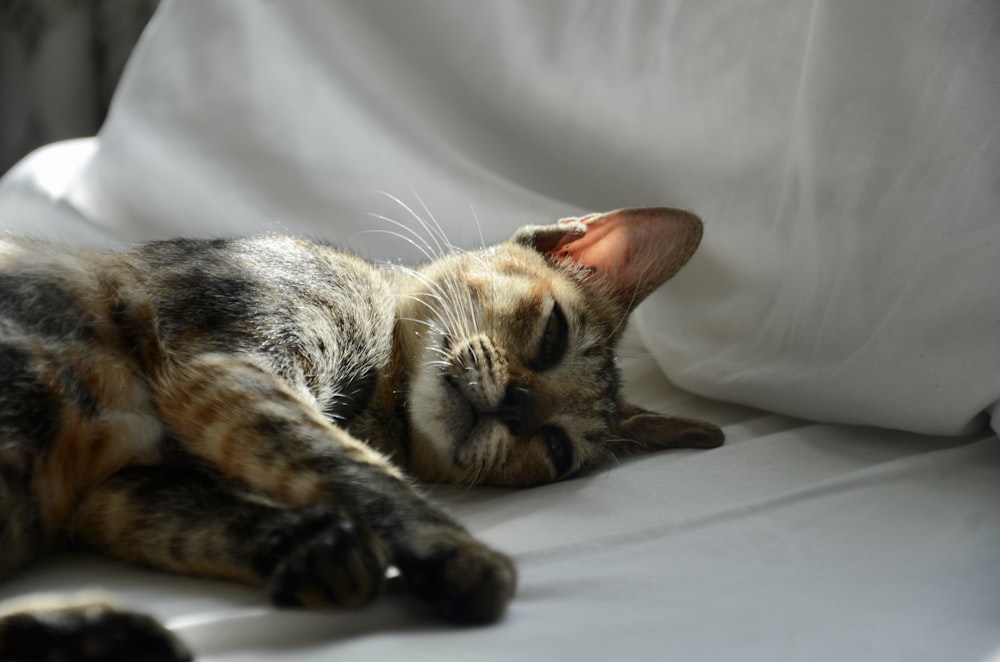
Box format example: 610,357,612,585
401,265,472,342
436,276,476,347
465,249,496,336
397,317,442,335
363,216,437,263
422,346,451,360
426,352,451,366
468,202,487,251
459,271,480,337
459,459,486,489
431,264,478,342
399,292,447,310
448,459,484,492
400,279,453,312
399,294,448,323
411,187,458,256
376,191,448,260
604,437,644,461
614,349,655,360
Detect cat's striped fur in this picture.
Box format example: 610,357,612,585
0,208,722,660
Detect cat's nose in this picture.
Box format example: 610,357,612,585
497,384,537,436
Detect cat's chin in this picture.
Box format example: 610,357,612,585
408,371,475,461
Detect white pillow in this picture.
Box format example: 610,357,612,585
66,0,1000,436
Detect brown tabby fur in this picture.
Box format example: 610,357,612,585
0,207,722,660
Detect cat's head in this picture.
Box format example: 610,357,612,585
395,207,723,487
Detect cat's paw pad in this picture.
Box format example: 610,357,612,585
395,527,517,624
254,507,390,610
0,601,191,662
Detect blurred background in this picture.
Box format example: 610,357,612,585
0,0,158,173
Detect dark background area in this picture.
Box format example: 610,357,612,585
0,0,158,174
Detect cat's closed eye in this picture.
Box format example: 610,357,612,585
539,425,574,476
534,303,568,371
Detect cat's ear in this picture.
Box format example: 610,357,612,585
512,207,703,313
606,402,724,458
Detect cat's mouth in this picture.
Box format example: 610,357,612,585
406,332,514,479
439,372,515,477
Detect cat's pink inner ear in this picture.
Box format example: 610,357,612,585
551,207,703,312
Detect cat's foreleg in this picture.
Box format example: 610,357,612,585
151,354,516,623
71,465,390,610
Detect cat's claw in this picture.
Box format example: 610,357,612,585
394,527,517,624
254,507,390,610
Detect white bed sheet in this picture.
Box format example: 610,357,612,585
2,146,999,659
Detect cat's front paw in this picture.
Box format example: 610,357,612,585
394,527,517,624
253,507,391,610
0,600,191,662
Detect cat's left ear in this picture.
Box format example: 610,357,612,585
512,207,703,313
607,403,724,458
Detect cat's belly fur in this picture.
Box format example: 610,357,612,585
0,323,166,536
30,352,165,535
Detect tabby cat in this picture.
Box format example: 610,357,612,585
0,207,722,660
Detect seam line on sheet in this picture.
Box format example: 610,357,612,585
514,434,997,569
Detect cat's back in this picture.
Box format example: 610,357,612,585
0,236,119,340
129,235,399,424
129,235,395,353
0,233,398,394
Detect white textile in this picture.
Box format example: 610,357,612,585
59,0,1000,436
